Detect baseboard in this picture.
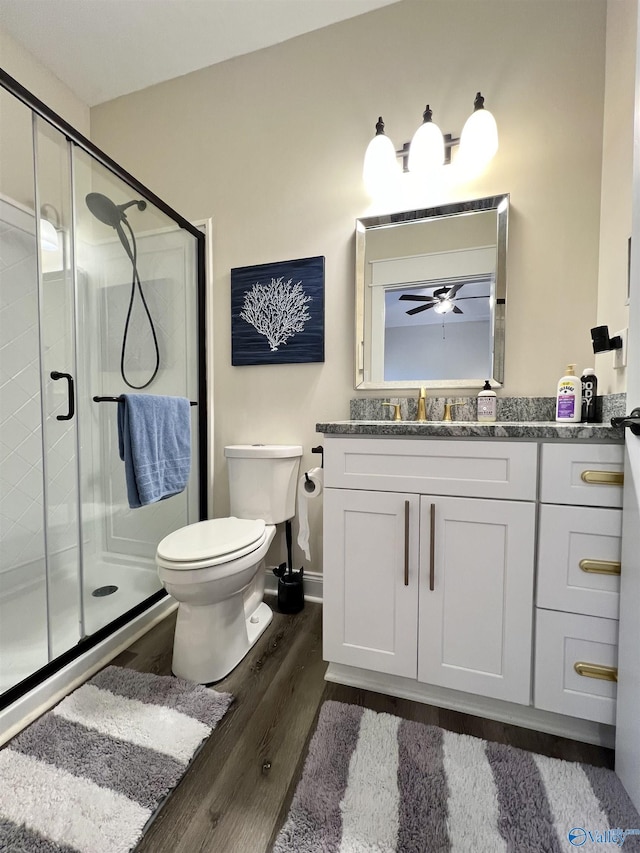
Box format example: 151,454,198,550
0,597,178,747
325,662,615,749
264,567,323,603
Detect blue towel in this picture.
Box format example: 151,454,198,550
117,394,192,509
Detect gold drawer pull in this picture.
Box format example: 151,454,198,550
579,559,621,576
580,470,624,486
574,661,618,682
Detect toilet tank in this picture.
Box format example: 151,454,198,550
225,444,303,524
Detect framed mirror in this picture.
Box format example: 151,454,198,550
355,194,509,389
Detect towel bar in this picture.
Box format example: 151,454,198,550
93,395,197,405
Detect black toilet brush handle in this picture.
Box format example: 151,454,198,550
285,519,293,576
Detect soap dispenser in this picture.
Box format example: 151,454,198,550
477,380,497,423
555,364,582,423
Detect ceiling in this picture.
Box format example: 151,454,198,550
0,0,402,107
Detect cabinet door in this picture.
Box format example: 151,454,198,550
323,488,419,677
418,496,535,704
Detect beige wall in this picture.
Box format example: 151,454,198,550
1,26,90,214
89,0,621,572
596,0,637,393
0,27,90,135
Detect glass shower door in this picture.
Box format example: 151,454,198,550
0,100,83,694
1,68,206,705
35,116,84,660
0,92,50,692
72,149,200,636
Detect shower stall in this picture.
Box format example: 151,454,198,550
0,72,207,720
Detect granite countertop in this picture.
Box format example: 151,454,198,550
316,393,627,441
316,420,624,441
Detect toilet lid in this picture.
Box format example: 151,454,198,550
157,517,266,563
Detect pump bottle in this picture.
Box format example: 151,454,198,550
477,380,497,422
555,364,582,423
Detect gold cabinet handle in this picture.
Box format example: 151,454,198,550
404,500,410,586
574,661,618,682
429,503,436,591
580,470,624,486
579,559,621,576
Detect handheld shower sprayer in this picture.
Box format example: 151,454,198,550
85,192,146,228
85,192,159,389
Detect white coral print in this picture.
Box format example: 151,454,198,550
240,277,312,351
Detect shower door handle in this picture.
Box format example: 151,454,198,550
50,371,75,420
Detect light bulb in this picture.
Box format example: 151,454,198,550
363,116,400,197
434,300,453,314
458,92,498,174
408,106,445,175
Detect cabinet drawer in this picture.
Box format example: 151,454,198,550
534,609,618,725
537,505,622,619
540,443,624,507
324,437,537,500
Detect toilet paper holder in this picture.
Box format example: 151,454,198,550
305,445,324,482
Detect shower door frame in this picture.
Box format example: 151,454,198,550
0,69,208,709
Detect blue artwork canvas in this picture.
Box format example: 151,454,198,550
231,256,325,365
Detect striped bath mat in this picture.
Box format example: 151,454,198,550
0,665,232,852
274,701,640,852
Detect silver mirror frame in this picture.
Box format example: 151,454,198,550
355,194,509,390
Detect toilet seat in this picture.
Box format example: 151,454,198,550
157,517,268,571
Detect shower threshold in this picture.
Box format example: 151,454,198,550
0,594,177,747
0,556,162,694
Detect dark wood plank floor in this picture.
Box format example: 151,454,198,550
112,597,614,853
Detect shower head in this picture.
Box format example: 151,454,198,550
85,192,146,228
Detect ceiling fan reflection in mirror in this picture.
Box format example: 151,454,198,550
399,280,489,316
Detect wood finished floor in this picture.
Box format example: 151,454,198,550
112,597,614,853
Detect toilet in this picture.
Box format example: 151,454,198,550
156,444,303,683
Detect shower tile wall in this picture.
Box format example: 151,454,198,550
0,209,78,588
0,215,45,578
94,228,196,559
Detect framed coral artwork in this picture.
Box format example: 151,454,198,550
230,256,325,365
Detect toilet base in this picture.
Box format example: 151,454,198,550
171,599,273,684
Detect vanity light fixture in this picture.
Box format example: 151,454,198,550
457,92,499,172
40,203,61,252
362,116,401,198
363,92,498,196
407,105,445,176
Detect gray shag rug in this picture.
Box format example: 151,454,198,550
0,665,232,852
274,700,640,852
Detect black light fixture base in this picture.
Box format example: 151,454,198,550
590,325,623,354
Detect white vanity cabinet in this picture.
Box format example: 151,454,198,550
322,437,537,705
321,431,626,744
